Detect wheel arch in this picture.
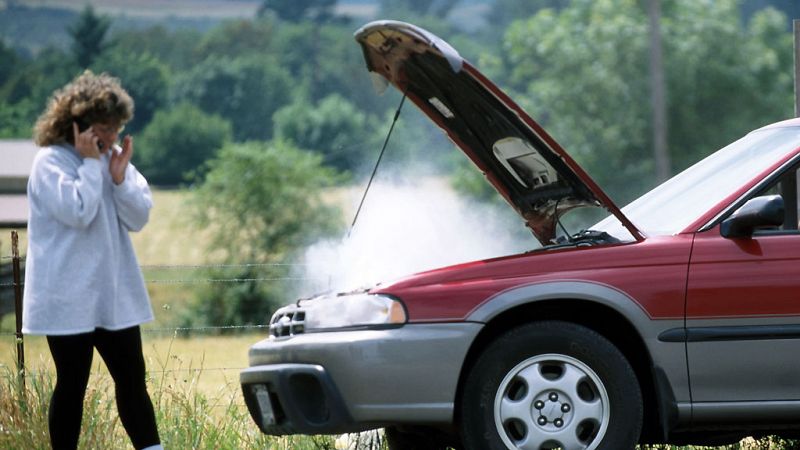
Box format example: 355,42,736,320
454,296,667,443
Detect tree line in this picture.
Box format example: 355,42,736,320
0,0,795,326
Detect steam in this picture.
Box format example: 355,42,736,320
296,177,534,295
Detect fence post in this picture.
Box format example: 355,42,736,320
12,231,25,391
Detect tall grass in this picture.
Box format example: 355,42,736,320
1,362,798,450
0,351,343,449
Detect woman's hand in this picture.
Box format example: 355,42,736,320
110,135,133,185
73,121,101,160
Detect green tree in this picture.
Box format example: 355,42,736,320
273,93,377,173
378,0,461,18
193,140,342,262
257,0,337,23
0,39,18,88
171,55,293,141
1,46,77,124
663,2,793,171
270,22,376,106
135,103,233,186
0,99,38,138
67,5,111,68
195,19,276,59
486,0,569,31
496,0,792,204
184,140,343,327
91,50,169,133
111,25,204,72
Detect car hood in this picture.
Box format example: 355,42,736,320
355,20,642,245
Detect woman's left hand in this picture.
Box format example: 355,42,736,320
110,135,133,185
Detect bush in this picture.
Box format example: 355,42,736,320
183,140,343,327
135,103,233,186
273,93,377,173
170,55,293,141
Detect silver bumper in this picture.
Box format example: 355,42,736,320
241,322,482,435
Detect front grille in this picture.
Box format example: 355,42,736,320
269,308,306,338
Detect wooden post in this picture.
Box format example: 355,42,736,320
794,20,800,117
11,231,24,391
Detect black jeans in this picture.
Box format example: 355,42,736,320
46,326,160,450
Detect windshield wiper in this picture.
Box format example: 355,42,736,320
570,229,621,245
533,229,621,252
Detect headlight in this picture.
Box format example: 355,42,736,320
304,293,407,330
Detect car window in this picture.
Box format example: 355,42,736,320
750,165,800,233
593,126,800,237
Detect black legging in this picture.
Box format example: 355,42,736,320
47,326,160,450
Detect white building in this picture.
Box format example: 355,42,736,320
0,139,38,228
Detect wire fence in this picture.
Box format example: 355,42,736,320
0,259,321,335
0,233,325,403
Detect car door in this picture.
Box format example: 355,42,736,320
686,167,800,404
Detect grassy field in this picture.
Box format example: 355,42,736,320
1,190,798,449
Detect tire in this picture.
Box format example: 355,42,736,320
459,321,642,450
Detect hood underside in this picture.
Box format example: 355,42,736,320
355,20,642,245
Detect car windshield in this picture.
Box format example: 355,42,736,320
594,125,800,238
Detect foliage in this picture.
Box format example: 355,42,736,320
170,55,293,141
0,99,38,138
2,46,78,108
135,103,233,186
195,19,276,59
486,0,569,32
91,49,170,133
0,40,18,88
67,5,111,68
495,0,793,205
110,25,205,72
273,93,377,173
0,3,78,55
192,140,343,262
257,0,338,24
2,363,799,449
184,141,342,327
0,365,339,449
378,0,461,19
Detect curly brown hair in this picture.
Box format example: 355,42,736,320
34,70,134,147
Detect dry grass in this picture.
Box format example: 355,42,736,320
2,188,798,449
0,332,258,405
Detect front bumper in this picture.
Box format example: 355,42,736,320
240,322,482,435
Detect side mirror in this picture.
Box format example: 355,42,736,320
720,195,784,239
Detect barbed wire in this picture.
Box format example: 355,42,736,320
0,324,270,337
141,262,321,270
143,324,269,333
145,276,312,284
1,277,319,286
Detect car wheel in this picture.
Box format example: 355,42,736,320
460,321,642,450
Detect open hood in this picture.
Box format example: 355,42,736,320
355,21,643,245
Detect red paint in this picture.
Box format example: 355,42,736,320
374,235,693,321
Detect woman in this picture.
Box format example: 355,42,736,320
22,70,163,450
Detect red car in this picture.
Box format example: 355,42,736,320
241,21,800,449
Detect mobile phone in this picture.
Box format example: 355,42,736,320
74,118,103,149
75,117,90,132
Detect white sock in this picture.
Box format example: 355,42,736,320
141,445,163,450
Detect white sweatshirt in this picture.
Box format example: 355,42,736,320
22,143,154,335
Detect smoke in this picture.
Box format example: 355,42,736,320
296,176,535,295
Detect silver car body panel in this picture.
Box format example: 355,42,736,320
247,323,482,423
684,316,800,403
